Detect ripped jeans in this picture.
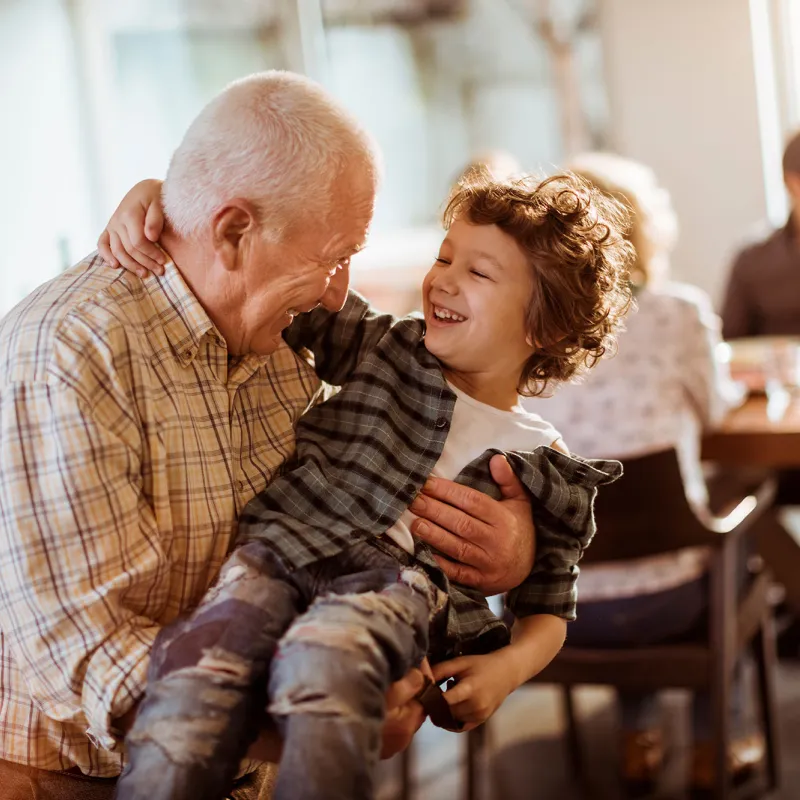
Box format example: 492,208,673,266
115,540,438,800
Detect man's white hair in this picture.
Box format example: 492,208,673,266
163,71,380,238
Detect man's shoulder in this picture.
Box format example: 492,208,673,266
730,222,788,273
0,253,150,385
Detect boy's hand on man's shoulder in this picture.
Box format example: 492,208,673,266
409,454,535,594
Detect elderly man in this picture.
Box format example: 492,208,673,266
0,72,536,799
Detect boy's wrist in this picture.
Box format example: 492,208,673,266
494,643,536,690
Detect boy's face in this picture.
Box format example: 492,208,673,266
422,218,536,391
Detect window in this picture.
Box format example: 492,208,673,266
0,0,608,317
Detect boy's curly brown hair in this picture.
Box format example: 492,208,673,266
443,170,635,396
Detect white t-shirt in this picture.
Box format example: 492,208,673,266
385,381,561,553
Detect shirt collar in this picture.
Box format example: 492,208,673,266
141,260,289,377
141,261,220,367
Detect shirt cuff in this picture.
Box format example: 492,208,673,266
83,625,158,752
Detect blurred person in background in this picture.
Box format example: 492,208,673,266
524,153,758,798
722,129,800,339
722,129,800,513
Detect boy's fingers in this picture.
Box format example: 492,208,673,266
441,680,472,706
123,223,165,274
144,199,165,243
431,657,469,682
97,231,118,267
108,231,145,276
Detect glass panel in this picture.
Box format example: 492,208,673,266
0,0,610,317
318,0,609,311
320,0,609,229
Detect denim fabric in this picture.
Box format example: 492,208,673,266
116,541,436,800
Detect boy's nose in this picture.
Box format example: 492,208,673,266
432,273,458,295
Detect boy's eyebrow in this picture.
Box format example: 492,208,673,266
472,250,505,271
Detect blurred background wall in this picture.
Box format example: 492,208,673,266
1,0,798,315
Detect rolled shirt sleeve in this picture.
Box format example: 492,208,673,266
0,380,166,751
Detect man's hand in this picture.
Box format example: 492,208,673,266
253,664,433,762
379,660,433,759
409,454,535,594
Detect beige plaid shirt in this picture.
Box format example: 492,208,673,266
0,254,320,776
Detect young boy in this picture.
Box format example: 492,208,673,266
116,171,633,800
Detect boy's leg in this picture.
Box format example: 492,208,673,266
270,559,438,800
117,541,305,800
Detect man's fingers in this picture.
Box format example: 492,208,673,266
410,495,489,556
385,668,425,710
489,454,528,500
417,476,499,525
410,514,483,567
419,657,435,682
380,701,425,759
431,554,484,590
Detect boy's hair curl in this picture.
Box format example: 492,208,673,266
443,170,635,396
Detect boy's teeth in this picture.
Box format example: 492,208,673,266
434,306,465,322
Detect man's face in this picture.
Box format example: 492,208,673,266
224,171,374,356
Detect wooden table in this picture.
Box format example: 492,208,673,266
703,395,800,616
702,395,800,467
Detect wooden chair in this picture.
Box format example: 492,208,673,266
462,449,780,800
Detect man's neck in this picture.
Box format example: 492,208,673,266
160,230,217,316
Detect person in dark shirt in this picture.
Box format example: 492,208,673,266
722,130,800,338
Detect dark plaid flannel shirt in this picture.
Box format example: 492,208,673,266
238,292,622,658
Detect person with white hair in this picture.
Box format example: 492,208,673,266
0,71,538,800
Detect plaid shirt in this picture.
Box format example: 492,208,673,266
0,255,319,776
239,293,622,657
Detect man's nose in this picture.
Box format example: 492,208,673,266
320,263,350,312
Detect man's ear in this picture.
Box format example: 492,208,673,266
211,200,258,272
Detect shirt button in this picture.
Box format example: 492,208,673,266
236,480,245,493
405,483,416,497
435,417,449,429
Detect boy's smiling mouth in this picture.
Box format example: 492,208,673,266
431,304,467,323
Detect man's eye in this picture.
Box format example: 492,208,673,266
471,269,489,279
326,257,350,276
435,257,450,265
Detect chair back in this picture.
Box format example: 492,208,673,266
582,448,715,564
